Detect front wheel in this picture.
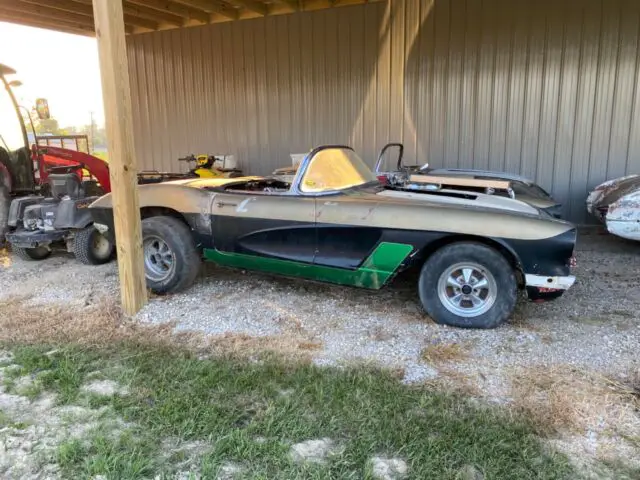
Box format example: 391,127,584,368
418,242,517,329
12,246,51,261
73,226,114,265
142,216,201,294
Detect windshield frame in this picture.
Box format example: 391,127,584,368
292,145,379,197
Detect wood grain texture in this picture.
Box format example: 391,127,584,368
92,0,148,315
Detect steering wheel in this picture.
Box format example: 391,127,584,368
374,143,405,173
47,164,84,175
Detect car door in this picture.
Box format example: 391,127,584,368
210,190,317,264
313,192,384,269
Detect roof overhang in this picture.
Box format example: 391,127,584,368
0,0,384,37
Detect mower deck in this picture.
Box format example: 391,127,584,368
5,229,69,249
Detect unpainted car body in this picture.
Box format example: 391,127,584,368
90,146,577,329
586,174,640,241
374,143,563,218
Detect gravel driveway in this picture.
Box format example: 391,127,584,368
1,228,639,474
1,229,638,380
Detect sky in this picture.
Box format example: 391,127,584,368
0,22,104,128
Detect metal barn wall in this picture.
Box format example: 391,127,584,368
127,0,640,222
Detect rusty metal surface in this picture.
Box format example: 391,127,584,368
587,174,640,220
126,0,640,223
606,189,640,241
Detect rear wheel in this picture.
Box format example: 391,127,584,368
12,245,51,261
73,226,114,265
142,216,201,294
418,242,517,329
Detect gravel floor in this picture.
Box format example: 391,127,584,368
1,229,638,380
1,228,639,473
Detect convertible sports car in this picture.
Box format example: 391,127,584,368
90,146,577,329
586,174,640,242
374,143,564,218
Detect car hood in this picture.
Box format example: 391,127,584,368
376,188,541,216
329,187,574,241
427,167,535,185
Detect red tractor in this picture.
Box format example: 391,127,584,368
1,63,225,264
0,63,115,263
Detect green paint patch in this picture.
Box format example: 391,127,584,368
204,242,414,289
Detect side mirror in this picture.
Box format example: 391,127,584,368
35,98,50,120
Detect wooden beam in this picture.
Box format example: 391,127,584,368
27,0,160,30
91,0,147,315
225,0,268,16
0,10,93,36
19,0,94,16
2,1,94,27
123,1,184,27
127,0,210,23
71,0,162,30
17,0,138,32
172,0,238,19
270,0,299,10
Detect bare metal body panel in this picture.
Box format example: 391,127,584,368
90,175,572,242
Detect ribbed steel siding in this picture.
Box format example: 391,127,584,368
127,0,640,223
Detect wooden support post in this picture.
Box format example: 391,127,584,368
92,0,147,315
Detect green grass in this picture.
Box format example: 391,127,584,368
8,344,573,479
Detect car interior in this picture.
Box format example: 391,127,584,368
222,178,292,194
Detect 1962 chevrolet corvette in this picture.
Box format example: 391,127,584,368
90,146,577,329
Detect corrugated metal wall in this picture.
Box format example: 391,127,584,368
127,0,640,222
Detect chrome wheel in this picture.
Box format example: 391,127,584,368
143,236,175,282
437,262,497,318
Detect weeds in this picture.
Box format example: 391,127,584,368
9,344,572,479
509,365,640,438
420,341,470,364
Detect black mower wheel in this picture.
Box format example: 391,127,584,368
141,216,201,294
0,184,9,244
73,225,114,265
418,242,517,329
12,246,51,261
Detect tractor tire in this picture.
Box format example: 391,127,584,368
73,225,114,265
12,246,51,261
0,184,9,245
418,242,517,329
141,216,201,294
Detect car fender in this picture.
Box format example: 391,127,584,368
587,174,640,216
89,182,216,237
605,189,640,242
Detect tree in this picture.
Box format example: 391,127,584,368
34,117,60,135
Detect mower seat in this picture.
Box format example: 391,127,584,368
48,173,83,199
